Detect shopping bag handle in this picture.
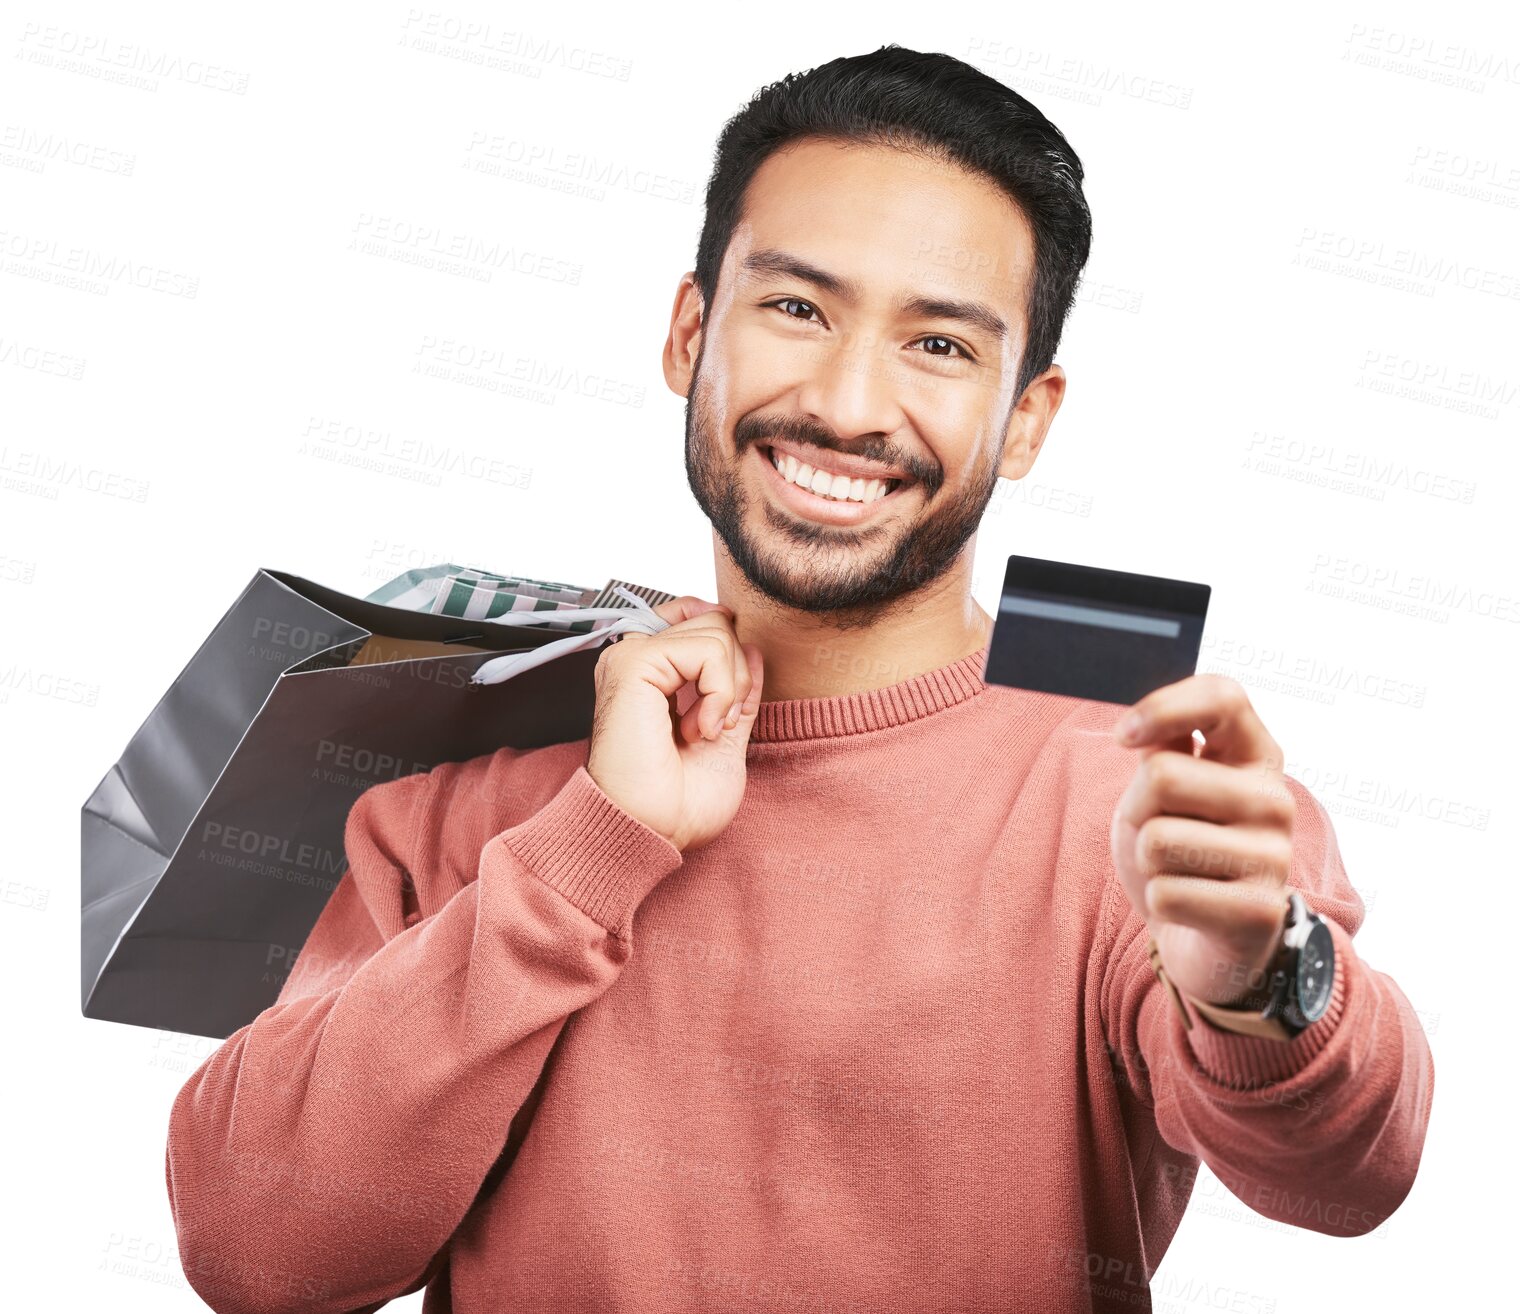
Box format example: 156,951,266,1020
468,585,672,685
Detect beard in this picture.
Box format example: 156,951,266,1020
682,347,1004,630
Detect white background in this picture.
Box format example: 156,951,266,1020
3,0,1513,1307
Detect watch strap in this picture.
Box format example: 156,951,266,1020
1146,936,1196,1031
1146,936,1295,1043
1184,990,1294,1042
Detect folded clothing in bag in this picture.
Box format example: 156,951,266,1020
365,563,676,683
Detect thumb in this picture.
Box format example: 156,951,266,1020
717,642,765,750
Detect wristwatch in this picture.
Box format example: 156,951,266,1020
1147,890,1336,1042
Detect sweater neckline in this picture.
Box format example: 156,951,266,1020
749,645,990,743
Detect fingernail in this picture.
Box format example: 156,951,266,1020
1119,713,1146,743
725,702,740,726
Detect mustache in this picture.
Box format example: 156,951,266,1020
734,415,932,486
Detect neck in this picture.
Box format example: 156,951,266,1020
712,533,995,701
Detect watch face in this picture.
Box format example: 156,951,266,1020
1296,921,1335,1021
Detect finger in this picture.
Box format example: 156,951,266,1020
679,614,747,735
646,607,739,651
1132,814,1293,885
652,595,731,627
689,633,738,740
1117,749,1296,830
678,694,708,745
1145,874,1288,948
711,642,767,749
616,629,737,736
723,632,751,730
678,608,748,732
740,643,764,714
1116,675,1279,767
1138,729,1203,761
661,608,749,731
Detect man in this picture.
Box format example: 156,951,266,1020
166,45,1434,1313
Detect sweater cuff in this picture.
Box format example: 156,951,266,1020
489,764,683,938
1177,916,1354,1089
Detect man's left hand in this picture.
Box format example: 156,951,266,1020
1109,674,1294,1008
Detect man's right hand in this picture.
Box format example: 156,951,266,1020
585,596,764,853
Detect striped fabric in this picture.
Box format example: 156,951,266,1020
365,565,599,631
365,563,678,636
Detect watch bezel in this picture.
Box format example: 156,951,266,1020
1284,915,1335,1027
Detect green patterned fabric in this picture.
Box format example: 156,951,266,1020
364,565,680,685
365,564,604,633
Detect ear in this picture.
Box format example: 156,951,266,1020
997,363,1066,481
662,272,705,398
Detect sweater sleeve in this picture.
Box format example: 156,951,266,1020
1098,772,1435,1237
165,761,683,1314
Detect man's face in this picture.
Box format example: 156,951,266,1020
679,137,1037,626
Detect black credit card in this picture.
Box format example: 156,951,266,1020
983,555,1210,705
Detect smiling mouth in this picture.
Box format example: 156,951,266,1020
760,444,910,506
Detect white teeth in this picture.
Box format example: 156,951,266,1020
768,447,899,504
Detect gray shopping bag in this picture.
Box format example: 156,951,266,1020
81,567,672,1039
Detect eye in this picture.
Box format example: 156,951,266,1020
763,297,822,323
912,334,975,363
762,300,976,364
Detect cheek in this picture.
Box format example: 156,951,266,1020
699,323,795,401
910,419,982,486
721,324,812,396
905,380,994,454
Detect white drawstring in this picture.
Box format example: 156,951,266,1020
467,584,671,685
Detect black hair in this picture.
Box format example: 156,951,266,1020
693,44,1093,401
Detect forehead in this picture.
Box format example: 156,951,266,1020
726,137,1033,315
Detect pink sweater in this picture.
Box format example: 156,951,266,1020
165,646,1434,1313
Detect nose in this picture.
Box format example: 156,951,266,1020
794,327,907,449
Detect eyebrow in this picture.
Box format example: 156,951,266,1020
739,247,1009,343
